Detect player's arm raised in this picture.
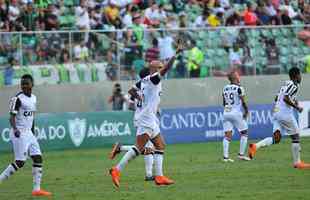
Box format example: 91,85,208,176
239,87,249,119
159,41,183,76
9,97,21,138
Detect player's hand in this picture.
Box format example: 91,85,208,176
297,106,303,113
13,129,20,138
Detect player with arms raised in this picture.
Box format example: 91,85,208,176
109,42,183,187
248,67,310,169
0,74,52,196
109,68,157,181
222,71,251,162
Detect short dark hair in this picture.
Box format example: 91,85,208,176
21,74,33,83
289,67,300,79
139,68,150,79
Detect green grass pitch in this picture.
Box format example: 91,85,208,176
0,138,310,200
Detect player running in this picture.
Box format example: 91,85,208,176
0,74,52,196
222,71,251,162
248,67,310,169
109,68,156,181
109,43,183,188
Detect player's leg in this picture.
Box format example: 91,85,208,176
0,133,27,183
144,141,154,181
109,142,134,160
110,127,150,187
223,131,234,162
222,116,234,162
235,116,251,161
249,120,282,159
29,134,51,196
151,134,174,185
287,118,310,169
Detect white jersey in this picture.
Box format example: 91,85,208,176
134,72,162,129
9,92,37,131
274,80,299,114
223,84,245,114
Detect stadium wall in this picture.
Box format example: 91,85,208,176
0,74,310,116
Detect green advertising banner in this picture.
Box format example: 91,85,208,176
0,111,136,152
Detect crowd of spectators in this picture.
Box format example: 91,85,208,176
0,0,309,81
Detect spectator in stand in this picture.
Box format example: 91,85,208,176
229,43,242,69
145,38,159,63
44,4,59,30
73,41,89,62
105,49,118,81
207,9,224,27
243,2,258,26
59,48,70,64
265,39,280,69
103,0,120,26
298,26,310,47
193,8,209,28
302,4,310,24
144,1,161,26
20,3,36,31
4,57,15,86
90,6,102,30
158,30,175,62
0,0,8,26
280,8,292,25
75,0,90,42
187,40,204,78
8,0,21,23
122,4,134,28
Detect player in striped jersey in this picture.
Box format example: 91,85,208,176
109,43,183,188
249,67,310,169
0,74,52,196
109,68,156,181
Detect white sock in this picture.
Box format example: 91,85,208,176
0,163,18,182
154,151,164,176
120,145,134,152
32,164,43,191
144,154,154,177
292,143,301,164
256,137,273,149
116,147,139,171
240,135,248,155
223,137,230,158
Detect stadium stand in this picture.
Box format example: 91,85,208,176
0,0,309,85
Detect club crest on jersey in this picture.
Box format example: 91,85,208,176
68,118,87,147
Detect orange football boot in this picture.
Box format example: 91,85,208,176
155,176,175,186
248,143,257,159
109,167,121,187
294,161,310,169
32,189,52,197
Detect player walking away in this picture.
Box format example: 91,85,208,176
109,68,156,181
248,67,310,169
222,71,251,162
109,44,183,188
0,74,52,196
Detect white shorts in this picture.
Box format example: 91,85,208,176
136,124,160,139
10,129,42,161
273,112,299,135
223,112,248,133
